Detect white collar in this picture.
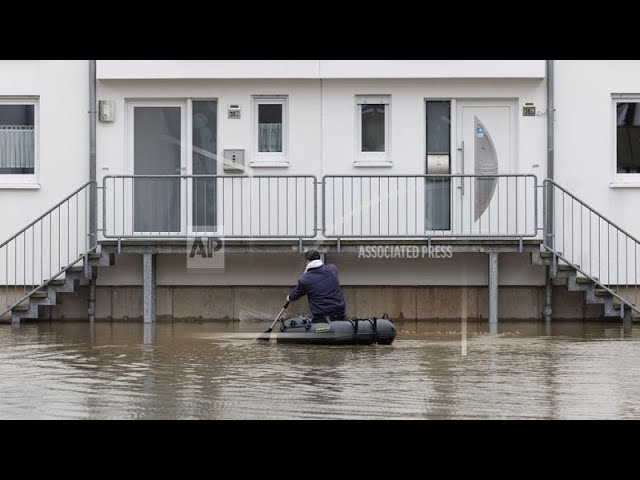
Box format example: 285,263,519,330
305,259,324,271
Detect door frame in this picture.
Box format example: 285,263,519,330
126,99,188,235
454,98,518,235
185,98,220,236
424,97,455,235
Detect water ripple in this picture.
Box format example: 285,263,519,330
0,321,639,419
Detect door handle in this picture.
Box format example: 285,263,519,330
457,141,465,195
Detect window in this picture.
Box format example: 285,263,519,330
356,95,390,162
425,100,451,230
616,101,640,174
252,96,287,165
0,100,37,181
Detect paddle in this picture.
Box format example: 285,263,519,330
256,301,289,341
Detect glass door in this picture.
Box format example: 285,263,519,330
188,100,218,235
129,101,186,235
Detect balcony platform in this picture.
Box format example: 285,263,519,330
98,238,543,255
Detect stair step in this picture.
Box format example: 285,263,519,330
13,304,29,311
31,297,53,307
31,290,48,298
49,279,66,285
576,277,594,284
540,251,554,258
66,266,84,273
558,264,579,271
595,288,615,297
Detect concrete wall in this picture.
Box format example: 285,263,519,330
95,252,546,287
32,284,606,322
0,60,89,241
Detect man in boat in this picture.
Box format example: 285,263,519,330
287,249,346,323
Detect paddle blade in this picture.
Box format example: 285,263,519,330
256,328,273,341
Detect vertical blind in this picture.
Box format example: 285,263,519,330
0,125,35,169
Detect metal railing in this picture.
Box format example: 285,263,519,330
1,181,96,317
543,179,640,315
102,175,318,239
323,174,538,238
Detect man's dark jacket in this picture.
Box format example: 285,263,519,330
288,264,346,317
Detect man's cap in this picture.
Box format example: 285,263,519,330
304,249,321,261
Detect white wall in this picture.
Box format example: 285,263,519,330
0,60,89,242
96,78,547,179
321,79,546,176
97,60,545,80
555,60,640,238
97,79,321,180
319,60,545,78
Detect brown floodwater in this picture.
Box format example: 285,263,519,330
1,320,639,419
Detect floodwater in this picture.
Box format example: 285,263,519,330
1,320,640,419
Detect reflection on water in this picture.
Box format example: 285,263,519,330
1,320,640,419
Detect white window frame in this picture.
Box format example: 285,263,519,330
355,95,391,167
611,95,640,188
0,97,39,187
251,95,289,167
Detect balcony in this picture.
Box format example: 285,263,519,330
100,174,539,248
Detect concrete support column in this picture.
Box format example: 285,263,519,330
488,252,499,326
88,277,96,322
143,253,156,323
623,306,632,335
88,264,97,323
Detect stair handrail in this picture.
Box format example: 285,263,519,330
543,178,640,315
1,181,97,318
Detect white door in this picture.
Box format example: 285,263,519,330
456,100,516,236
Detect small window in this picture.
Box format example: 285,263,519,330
0,101,37,179
616,101,640,174
356,95,390,161
252,96,287,164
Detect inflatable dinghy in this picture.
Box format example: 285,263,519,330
277,314,396,345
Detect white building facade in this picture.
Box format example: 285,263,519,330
1,60,639,322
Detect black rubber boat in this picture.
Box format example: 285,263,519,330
276,314,396,345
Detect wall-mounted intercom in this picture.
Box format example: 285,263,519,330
98,100,115,122
228,105,241,119
222,149,245,173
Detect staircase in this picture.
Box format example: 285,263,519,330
8,251,115,323
0,181,100,324
539,179,639,322
530,250,633,321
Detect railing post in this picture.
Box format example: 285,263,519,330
544,180,554,249
545,265,553,322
